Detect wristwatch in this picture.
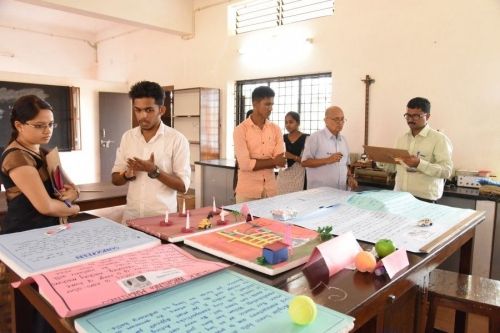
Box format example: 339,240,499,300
123,173,136,181
148,165,161,179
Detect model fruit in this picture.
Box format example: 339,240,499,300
354,251,377,273
375,239,396,258
288,295,317,325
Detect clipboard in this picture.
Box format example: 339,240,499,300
45,147,71,207
46,147,64,189
363,145,411,164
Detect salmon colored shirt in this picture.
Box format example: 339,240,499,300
234,117,284,199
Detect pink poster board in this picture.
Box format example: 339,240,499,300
25,244,227,317
127,206,240,242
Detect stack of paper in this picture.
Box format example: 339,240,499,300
0,217,229,318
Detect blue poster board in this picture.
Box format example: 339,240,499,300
75,270,354,333
0,217,160,278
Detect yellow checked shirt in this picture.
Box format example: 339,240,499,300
389,125,453,200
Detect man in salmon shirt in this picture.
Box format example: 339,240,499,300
233,86,286,203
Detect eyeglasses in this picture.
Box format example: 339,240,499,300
24,122,58,130
403,113,426,120
326,117,347,123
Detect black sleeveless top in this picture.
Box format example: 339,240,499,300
284,133,309,167
0,148,59,234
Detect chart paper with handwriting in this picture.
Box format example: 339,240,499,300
75,269,354,333
224,187,354,219
0,217,160,279
292,190,480,253
31,244,227,317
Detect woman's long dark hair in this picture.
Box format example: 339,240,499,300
9,95,54,144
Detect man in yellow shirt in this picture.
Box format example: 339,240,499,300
387,97,453,202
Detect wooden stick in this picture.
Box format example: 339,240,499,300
361,75,375,147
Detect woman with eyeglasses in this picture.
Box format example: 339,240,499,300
277,111,309,194
0,95,80,235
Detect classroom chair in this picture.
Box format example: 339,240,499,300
425,269,500,333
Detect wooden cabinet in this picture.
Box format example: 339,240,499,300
436,196,496,278
172,88,220,168
435,196,476,272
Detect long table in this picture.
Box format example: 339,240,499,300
0,182,128,215
285,212,483,332
5,209,484,333
75,182,128,210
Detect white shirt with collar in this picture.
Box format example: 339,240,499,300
393,124,453,200
302,127,350,190
112,122,191,222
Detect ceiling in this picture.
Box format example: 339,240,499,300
0,0,139,42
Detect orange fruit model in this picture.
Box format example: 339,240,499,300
354,250,377,273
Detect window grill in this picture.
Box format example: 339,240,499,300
235,73,332,135
235,0,334,34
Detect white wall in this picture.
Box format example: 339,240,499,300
98,0,500,176
2,0,499,178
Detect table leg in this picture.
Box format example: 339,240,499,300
455,236,474,333
8,268,73,333
10,283,34,333
415,274,429,333
375,309,385,333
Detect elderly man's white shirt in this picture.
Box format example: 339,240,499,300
112,122,191,222
302,128,350,190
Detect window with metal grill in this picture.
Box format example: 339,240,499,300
235,73,332,135
235,0,334,34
